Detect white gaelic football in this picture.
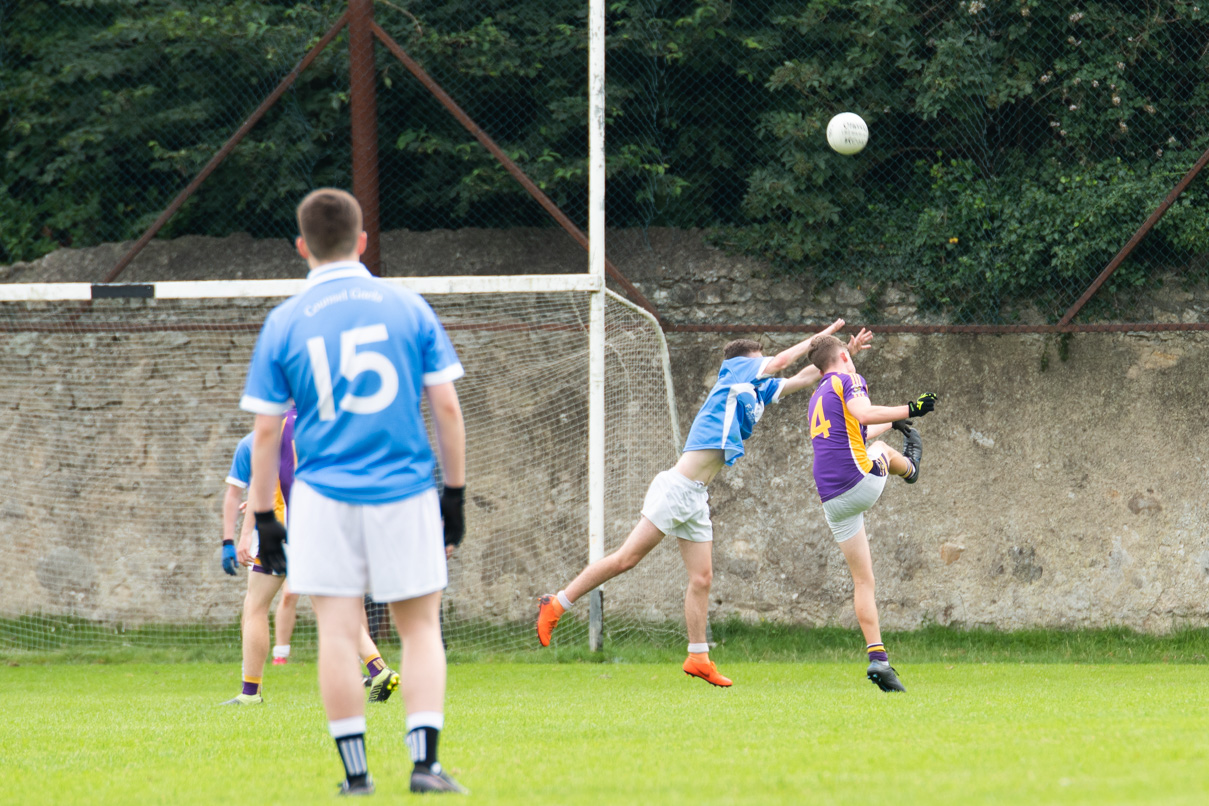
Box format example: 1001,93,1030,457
826,113,868,155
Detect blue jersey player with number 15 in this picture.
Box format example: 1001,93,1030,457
240,189,468,796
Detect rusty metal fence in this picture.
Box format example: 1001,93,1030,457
4,1,1209,332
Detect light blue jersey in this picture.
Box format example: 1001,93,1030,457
240,261,464,504
225,434,254,489
682,355,784,465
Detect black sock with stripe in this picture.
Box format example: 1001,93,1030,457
407,726,440,771
334,733,369,787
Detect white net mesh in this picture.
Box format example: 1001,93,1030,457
0,286,683,654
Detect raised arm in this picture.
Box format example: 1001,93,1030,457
778,327,875,398
846,327,873,359
778,362,824,398
761,318,845,376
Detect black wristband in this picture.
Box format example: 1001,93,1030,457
253,510,278,526
442,485,465,501
222,539,234,547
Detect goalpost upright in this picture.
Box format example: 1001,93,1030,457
587,0,607,652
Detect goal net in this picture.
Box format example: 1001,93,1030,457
0,279,685,655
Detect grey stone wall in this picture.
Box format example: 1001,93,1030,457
2,229,1207,633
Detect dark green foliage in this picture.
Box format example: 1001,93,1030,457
4,0,1209,320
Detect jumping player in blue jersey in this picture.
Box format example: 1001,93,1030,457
537,322,872,686
241,189,468,796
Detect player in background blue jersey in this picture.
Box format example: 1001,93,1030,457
537,321,872,686
241,189,468,796
219,424,402,706
224,425,300,667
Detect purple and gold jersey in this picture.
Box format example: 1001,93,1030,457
225,410,297,521
809,372,876,502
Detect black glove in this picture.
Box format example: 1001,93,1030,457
907,393,938,418
440,485,466,548
253,510,288,574
890,419,915,433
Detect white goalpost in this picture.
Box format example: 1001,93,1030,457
0,276,683,654
587,0,608,651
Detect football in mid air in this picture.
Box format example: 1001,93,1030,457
826,113,868,155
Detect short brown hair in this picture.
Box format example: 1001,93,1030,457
723,338,762,360
807,334,846,371
297,188,363,261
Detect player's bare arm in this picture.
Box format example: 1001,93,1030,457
864,421,895,439
222,485,242,546
247,414,289,574
845,396,910,426
426,382,466,488
846,391,937,426
235,503,257,567
248,414,286,515
426,381,467,559
780,327,874,397
761,318,846,376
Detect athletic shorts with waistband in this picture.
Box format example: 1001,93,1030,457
821,442,889,543
641,469,712,543
286,479,447,602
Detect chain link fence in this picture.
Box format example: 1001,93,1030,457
4,1,1209,327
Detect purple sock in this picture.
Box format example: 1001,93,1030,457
242,679,261,696
366,656,387,677
867,643,889,663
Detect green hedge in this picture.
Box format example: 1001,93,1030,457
3,1,1209,318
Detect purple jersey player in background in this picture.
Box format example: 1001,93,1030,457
221,410,302,670
805,334,938,693
219,410,402,707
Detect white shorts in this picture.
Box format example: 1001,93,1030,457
821,443,888,543
286,480,447,602
641,469,712,543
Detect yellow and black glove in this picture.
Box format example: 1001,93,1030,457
907,393,938,418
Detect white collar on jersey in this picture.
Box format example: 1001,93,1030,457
304,260,372,289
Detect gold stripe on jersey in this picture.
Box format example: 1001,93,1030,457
829,374,872,474
271,416,293,522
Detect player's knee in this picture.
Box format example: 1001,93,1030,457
614,550,642,572
871,440,898,458
688,566,712,590
282,593,300,607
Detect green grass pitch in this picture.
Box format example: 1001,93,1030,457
5,658,1209,805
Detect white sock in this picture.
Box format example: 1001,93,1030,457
557,591,573,610
329,715,367,738
272,645,290,659
406,711,445,732
687,642,709,655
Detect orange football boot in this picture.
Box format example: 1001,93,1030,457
536,594,565,647
683,655,732,687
